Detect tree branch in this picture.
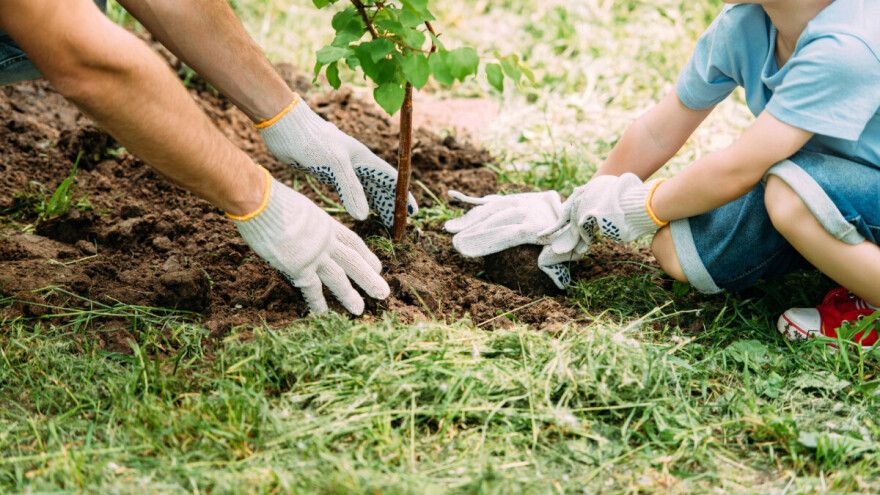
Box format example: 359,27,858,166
350,0,379,39
425,21,438,53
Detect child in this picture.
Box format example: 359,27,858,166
448,0,880,346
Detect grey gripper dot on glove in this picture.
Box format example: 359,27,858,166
259,96,418,228
231,170,391,315
444,189,590,290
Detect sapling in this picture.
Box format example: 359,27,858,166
311,0,530,240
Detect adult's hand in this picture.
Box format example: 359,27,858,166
106,0,418,227
231,169,391,315
444,190,588,289
259,96,418,228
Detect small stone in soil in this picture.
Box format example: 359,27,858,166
152,235,174,252
75,239,97,255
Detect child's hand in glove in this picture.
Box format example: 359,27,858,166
259,96,418,228
444,190,589,289
230,169,391,315
539,173,668,246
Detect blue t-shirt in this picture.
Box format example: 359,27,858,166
677,1,880,167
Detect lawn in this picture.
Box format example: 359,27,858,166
2,1,880,494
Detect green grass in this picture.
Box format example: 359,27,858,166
3,0,880,493
1,156,92,231
3,291,880,493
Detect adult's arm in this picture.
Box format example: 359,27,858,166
0,0,391,314
116,0,293,122
0,0,265,216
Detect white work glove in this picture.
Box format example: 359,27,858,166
260,96,418,228
539,173,665,247
232,172,391,315
444,190,589,289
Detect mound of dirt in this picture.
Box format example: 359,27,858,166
0,36,655,334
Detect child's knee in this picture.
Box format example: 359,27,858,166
764,175,811,235
651,227,688,283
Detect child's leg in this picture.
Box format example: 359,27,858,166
764,175,880,306
651,227,687,283
651,180,810,294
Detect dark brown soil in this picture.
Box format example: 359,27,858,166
0,37,655,334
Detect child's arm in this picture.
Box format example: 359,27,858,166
595,90,714,180
651,111,813,221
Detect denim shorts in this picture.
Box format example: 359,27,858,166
0,0,107,86
671,150,880,293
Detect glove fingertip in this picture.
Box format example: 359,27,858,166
444,219,464,234
345,196,370,221
447,190,465,201
374,279,391,300
451,237,483,258
348,297,365,316
309,299,330,315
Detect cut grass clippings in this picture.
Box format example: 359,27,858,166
3,302,880,493
0,237,876,493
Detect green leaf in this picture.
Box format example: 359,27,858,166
402,27,426,49
326,61,341,89
312,61,323,83
344,53,361,70
500,55,522,83
429,51,453,86
486,63,504,92
330,7,365,48
316,45,350,65
374,83,405,115
446,47,479,81
363,39,394,63
312,0,334,7
399,9,424,28
373,59,399,85
401,53,429,89
353,43,377,76
519,62,536,84
331,7,357,30
376,19,406,38
401,0,433,20
356,42,398,85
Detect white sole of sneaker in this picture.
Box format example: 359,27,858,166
777,314,879,352
777,314,813,342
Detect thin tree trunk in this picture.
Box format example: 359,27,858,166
392,83,414,241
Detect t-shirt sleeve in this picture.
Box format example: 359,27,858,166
676,12,740,110
767,34,880,141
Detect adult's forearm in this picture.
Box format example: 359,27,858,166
118,0,295,122
0,0,264,216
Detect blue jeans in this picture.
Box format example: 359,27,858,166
0,0,107,85
671,150,880,293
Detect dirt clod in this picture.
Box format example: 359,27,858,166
158,269,211,312
58,124,114,170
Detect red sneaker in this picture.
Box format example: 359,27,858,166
778,288,880,349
